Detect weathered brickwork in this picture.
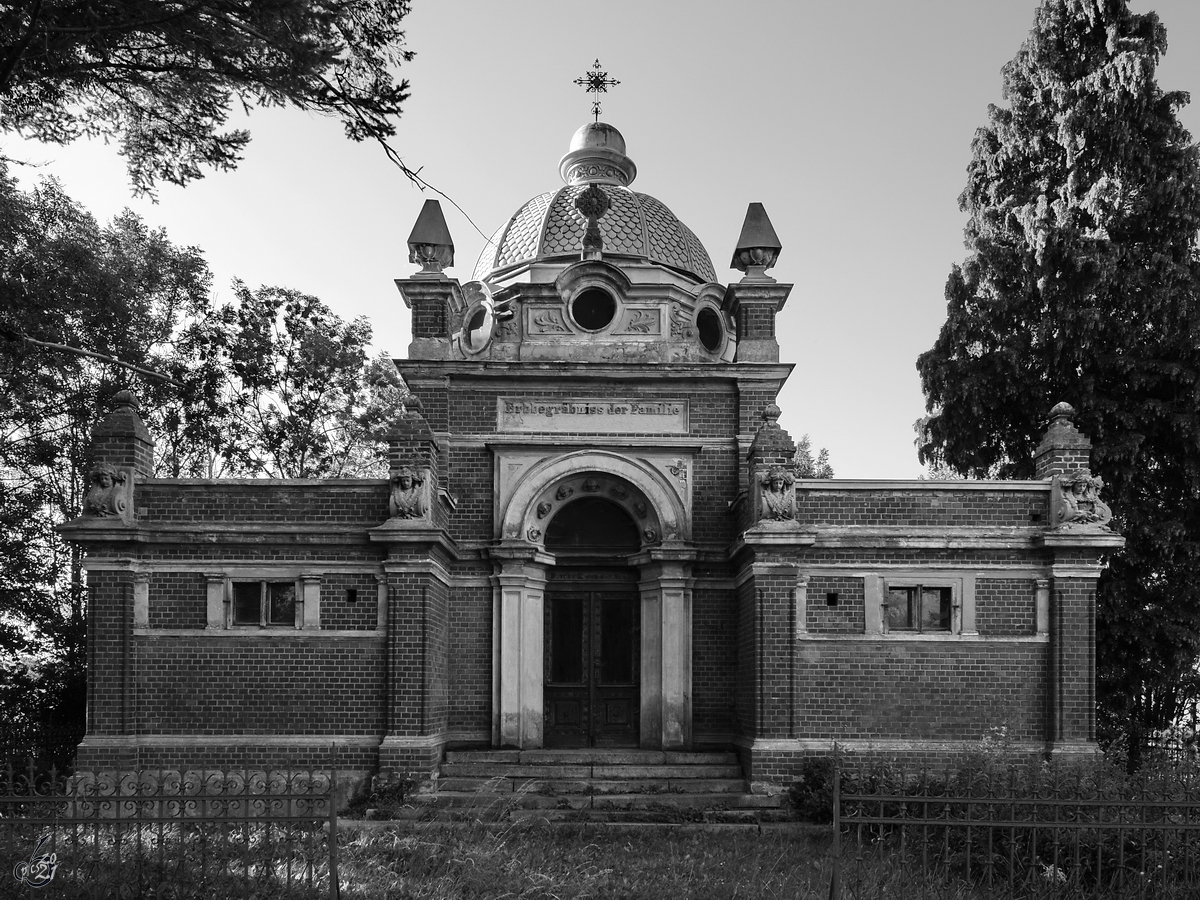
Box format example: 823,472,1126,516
86,570,131,736
1051,578,1096,744
792,641,1047,741
320,574,380,630
148,572,207,629
976,578,1037,636
692,583,736,739
806,576,865,634
134,637,385,734
447,584,491,736
793,488,1048,528
137,482,390,523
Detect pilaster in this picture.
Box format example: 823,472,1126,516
489,542,554,749
633,546,697,749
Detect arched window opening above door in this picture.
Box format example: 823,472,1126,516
545,497,640,554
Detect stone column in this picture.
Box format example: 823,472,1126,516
635,548,697,749
489,543,553,749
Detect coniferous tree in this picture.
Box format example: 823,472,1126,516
916,0,1200,755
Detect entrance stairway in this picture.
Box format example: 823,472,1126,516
412,749,790,824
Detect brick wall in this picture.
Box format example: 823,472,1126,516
148,572,207,629
320,574,380,630
692,579,735,738
807,576,864,634
86,570,130,736
1051,577,1096,743
793,641,1047,741
138,482,389,523
134,638,385,734
447,584,491,736
976,578,1037,636
793,488,1047,528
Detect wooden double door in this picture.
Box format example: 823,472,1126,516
544,570,640,748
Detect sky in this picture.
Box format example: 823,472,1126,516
6,0,1200,479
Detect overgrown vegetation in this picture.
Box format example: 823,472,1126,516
0,165,407,769
916,0,1200,759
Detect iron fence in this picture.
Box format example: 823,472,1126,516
830,749,1200,899
2,758,340,899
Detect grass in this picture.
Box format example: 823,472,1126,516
336,820,834,899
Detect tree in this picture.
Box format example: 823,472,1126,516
915,0,1200,756
0,161,216,767
794,434,834,479
0,1,414,194
0,166,402,765
219,283,391,479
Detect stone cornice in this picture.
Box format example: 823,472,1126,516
1037,531,1126,551
397,360,794,382
813,526,1047,549
58,522,384,545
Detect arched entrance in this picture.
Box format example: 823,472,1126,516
543,498,641,748
490,453,695,751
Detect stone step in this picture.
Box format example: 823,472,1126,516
439,763,742,780
508,808,766,825
434,777,749,795
419,792,782,812
444,749,739,766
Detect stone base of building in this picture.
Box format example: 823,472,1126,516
735,737,1053,786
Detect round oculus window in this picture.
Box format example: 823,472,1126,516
462,305,491,353
571,287,617,331
696,307,724,353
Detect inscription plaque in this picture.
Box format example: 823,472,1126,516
498,398,689,434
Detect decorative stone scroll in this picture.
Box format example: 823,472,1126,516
1051,473,1113,531
82,463,131,521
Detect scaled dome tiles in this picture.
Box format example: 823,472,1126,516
472,185,718,284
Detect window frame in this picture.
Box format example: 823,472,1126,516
228,578,301,629
881,577,962,636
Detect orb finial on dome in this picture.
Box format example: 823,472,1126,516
559,122,637,187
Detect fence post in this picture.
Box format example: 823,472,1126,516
329,745,340,900
829,742,840,900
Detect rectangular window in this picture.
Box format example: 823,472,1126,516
886,585,952,633
231,581,297,627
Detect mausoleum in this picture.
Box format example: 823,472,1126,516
62,118,1123,792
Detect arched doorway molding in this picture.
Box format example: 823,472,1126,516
489,452,695,751
499,450,688,547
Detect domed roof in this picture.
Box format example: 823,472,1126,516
472,122,717,284
472,186,717,283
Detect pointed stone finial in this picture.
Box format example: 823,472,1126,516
731,203,782,283
407,200,454,277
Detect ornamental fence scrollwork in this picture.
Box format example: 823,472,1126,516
2,753,340,899
828,743,1200,899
